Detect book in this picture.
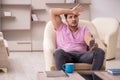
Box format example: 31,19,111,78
31,14,39,21
45,70,68,77
107,68,120,75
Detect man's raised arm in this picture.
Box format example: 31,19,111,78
50,4,83,30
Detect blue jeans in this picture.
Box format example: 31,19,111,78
53,48,105,70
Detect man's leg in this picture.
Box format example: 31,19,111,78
53,49,75,70
91,48,105,70
79,48,105,70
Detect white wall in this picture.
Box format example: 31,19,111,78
91,0,120,48
91,0,120,21
0,0,1,31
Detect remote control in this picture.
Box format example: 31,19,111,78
89,39,95,49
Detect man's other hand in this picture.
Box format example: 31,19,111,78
90,43,98,51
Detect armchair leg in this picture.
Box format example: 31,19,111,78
106,57,115,61
0,68,7,73
51,66,56,71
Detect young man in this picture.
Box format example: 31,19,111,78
50,4,105,70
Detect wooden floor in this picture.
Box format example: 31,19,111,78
0,50,120,80
0,52,45,80
106,49,120,69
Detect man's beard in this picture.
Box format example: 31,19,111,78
71,23,78,27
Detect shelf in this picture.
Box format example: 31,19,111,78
46,3,91,5
1,28,30,31
46,3,76,5
32,9,46,11
32,21,46,23
1,16,16,19
2,4,31,6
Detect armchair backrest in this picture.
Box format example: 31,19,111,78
92,17,119,43
43,21,56,51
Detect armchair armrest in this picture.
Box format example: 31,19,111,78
95,38,106,51
0,37,5,46
104,31,119,59
43,21,56,71
0,38,9,69
0,32,3,38
0,35,9,56
0,37,8,59
43,36,56,71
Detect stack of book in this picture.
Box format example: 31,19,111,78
107,68,120,75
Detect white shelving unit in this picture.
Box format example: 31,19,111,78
0,0,91,52
46,3,90,5
1,1,32,51
31,8,46,51
31,9,46,23
1,4,31,30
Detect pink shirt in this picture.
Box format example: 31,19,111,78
56,23,90,53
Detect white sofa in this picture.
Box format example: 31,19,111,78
0,32,9,72
92,17,119,60
43,20,106,71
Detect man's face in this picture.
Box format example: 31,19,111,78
66,14,79,27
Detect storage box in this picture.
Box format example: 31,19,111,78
3,11,12,16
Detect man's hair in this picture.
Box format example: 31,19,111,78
64,14,67,19
64,8,73,19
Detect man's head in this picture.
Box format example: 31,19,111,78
64,13,79,28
